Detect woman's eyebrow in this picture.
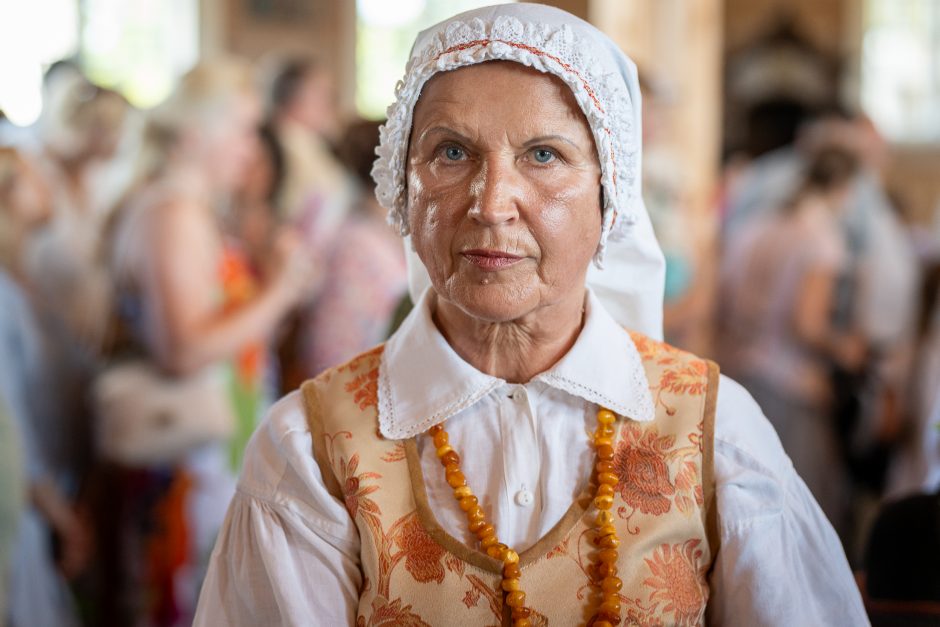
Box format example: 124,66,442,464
417,125,474,145
523,134,579,149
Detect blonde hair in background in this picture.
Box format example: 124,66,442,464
133,57,257,188
39,73,130,160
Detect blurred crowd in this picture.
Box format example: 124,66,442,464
1,52,939,627
0,56,407,626
645,73,940,621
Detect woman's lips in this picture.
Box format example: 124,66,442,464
460,249,524,271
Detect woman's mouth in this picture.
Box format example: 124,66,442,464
460,249,524,271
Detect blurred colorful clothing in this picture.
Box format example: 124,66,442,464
301,213,407,376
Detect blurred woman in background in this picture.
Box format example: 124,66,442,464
102,59,314,625
717,145,867,537
299,119,407,375
1,147,87,627
25,74,130,348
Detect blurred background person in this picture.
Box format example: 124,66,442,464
99,58,314,626
299,118,406,376
229,123,285,276
266,57,354,249
720,107,921,558
717,145,867,539
1,147,88,627
0,147,53,280
24,71,131,349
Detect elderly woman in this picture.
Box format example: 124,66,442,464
195,5,866,626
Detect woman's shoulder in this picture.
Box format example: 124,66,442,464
712,374,797,516
239,345,388,505
714,375,791,473
237,391,316,500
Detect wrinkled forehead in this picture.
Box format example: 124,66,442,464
409,60,590,140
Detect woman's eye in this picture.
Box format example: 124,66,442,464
532,148,556,164
443,146,466,161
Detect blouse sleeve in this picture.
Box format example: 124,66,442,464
193,392,362,626
707,375,870,627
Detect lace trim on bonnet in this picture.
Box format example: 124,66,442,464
371,14,640,266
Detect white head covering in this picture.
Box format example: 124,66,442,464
372,2,666,339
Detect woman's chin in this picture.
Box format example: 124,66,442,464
441,280,538,324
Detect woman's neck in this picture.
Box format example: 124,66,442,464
431,290,586,384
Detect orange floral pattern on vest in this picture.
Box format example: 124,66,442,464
303,332,717,626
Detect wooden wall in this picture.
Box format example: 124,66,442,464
201,0,357,118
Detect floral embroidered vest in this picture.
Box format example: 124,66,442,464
300,333,719,626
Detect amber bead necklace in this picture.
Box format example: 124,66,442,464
429,407,623,627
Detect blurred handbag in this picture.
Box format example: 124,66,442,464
93,360,235,466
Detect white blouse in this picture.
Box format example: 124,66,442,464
194,290,869,626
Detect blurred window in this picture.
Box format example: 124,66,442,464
0,0,80,125
81,0,200,109
355,0,514,119
0,0,198,127
862,0,940,143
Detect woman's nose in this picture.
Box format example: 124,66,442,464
467,158,523,225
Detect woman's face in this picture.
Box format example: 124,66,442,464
407,61,602,323
202,93,262,191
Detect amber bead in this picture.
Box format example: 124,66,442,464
475,522,494,538
596,461,615,474
593,621,613,627
514,619,532,627
597,472,618,486
446,469,467,488
453,485,472,500
511,606,531,619
502,548,520,565
459,496,478,512
596,523,617,538
467,505,485,522
596,484,615,499
597,409,617,424
594,611,622,626
503,562,522,579
481,534,499,550
596,562,618,578
429,424,443,436
441,450,460,467
432,430,448,448
593,494,613,510
501,577,521,592
597,429,616,442
597,535,620,549
596,444,614,461
595,510,614,527
601,576,623,594
487,542,508,559
599,599,622,615
435,444,454,458
468,519,486,533
594,436,613,448
505,591,526,608
597,548,618,563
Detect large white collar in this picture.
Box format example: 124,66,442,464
377,288,655,440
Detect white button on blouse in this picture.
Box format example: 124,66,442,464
514,489,534,507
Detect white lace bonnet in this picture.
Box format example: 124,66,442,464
372,3,666,339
